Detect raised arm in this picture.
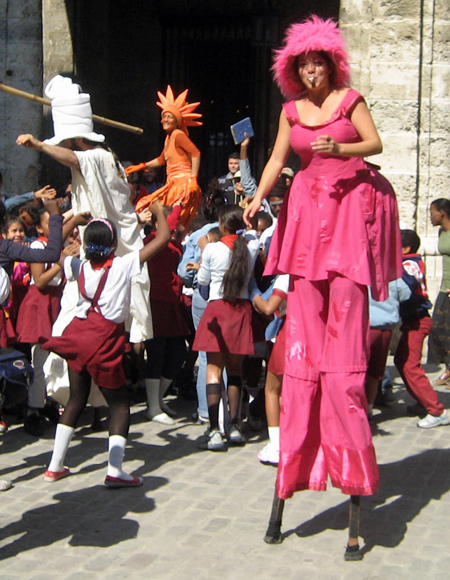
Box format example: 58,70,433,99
239,135,257,197
139,202,171,263
16,134,81,170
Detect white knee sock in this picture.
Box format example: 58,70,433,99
107,435,132,481
268,426,280,451
145,379,174,424
48,424,75,472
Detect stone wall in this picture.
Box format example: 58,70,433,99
42,0,73,87
0,0,43,195
340,0,450,300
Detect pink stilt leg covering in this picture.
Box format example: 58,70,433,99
276,274,379,499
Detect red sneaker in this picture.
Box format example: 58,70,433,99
104,475,143,488
44,468,70,482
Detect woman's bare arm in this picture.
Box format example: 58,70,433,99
244,110,291,224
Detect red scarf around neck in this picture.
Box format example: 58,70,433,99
220,234,238,251
90,255,115,271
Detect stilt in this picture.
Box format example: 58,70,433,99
264,491,285,544
344,495,363,561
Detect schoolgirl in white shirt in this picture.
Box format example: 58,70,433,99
187,205,258,451
42,202,170,487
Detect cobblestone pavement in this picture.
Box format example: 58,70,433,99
1,361,450,580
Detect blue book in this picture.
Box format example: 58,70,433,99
230,117,254,145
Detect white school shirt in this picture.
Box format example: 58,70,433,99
64,252,142,324
197,237,259,301
29,239,63,286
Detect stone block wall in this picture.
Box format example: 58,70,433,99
0,0,43,195
341,0,450,300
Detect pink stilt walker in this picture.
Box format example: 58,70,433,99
244,15,402,559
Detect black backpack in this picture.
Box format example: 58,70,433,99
0,348,34,409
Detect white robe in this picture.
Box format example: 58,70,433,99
71,147,152,342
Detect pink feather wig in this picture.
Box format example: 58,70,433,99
272,15,351,100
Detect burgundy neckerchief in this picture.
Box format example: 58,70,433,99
78,257,115,316
220,234,238,251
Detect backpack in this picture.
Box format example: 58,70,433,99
0,348,34,409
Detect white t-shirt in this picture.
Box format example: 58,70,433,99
198,238,259,301
64,252,142,323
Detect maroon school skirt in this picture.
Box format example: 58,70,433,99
42,310,126,389
267,319,286,376
193,299,254,355
16,285,62,344
150,298,191,337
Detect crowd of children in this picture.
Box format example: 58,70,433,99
2,161,448,480
0,160,449,500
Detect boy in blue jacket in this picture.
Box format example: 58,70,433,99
394,230,449,428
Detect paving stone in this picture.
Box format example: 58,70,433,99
0,361,449,579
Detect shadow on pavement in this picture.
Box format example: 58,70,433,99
0,479,164,560
281,448,450,555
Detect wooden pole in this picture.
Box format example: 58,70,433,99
0,81,144,135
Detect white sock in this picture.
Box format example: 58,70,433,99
145,378,175,424
107,435,132,480
48,424,75,472
268,426,280,451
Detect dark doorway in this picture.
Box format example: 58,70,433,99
62,0,340,186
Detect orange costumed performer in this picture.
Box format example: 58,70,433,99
127,86,202,227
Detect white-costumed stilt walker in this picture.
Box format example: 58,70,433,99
44,75,152,344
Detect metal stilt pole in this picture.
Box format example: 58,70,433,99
264,491,285,544
344,495,363,561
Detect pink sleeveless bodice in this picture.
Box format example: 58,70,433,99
264,89,402,301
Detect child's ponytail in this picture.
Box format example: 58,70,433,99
220,205,249,304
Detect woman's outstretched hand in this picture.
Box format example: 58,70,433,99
125,163,147,175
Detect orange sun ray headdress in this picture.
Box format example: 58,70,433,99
156,85,202,135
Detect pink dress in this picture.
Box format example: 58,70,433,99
264,90,402,499
265,90,402,302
